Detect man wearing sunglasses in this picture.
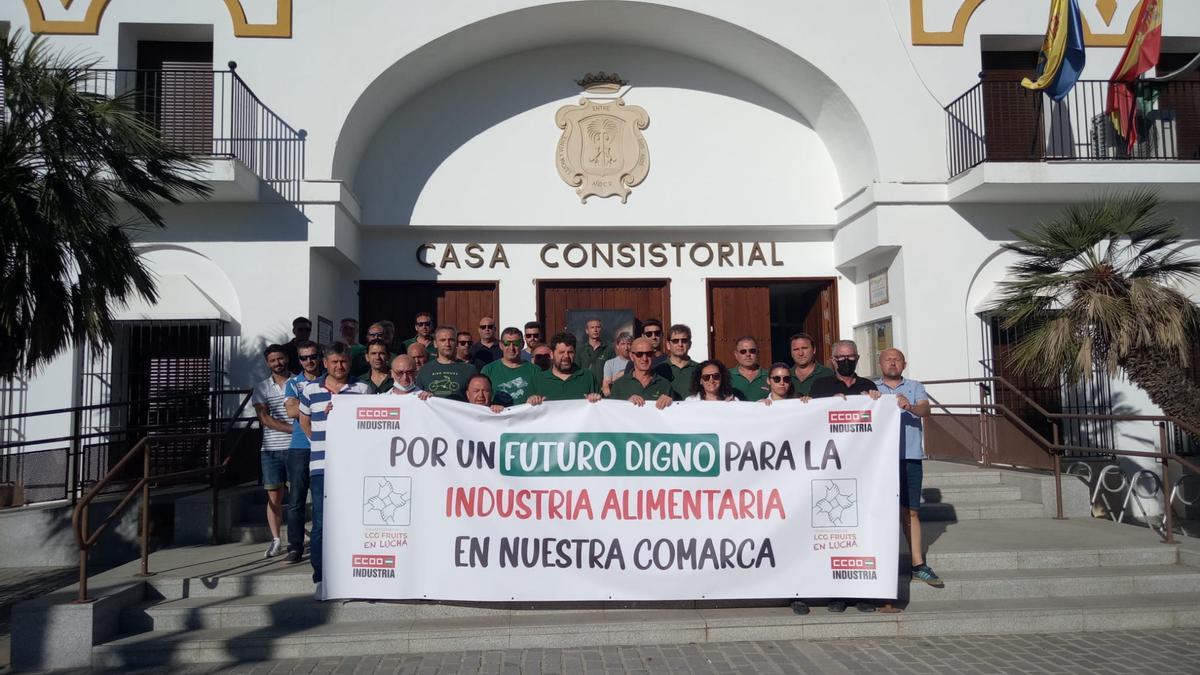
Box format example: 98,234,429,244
527,332,602,404
455,331,475,364
482,327,537,406
520,321,543,362
609,336,677,409
622,318,668,377
663,324,699,400
730,336,769,401
356,322,388,378
281,340,322,564
387,354,425,396
401,312,435,351
470,316,502,366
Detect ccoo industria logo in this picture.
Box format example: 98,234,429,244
828,410,872,433
830,556,877,580
351,554,396,579
357,407,402,430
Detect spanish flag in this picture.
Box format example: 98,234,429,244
1106,0,1164,149
1022,0,1086,102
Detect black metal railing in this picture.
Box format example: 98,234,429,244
71,62,306,201
0,389,258,505
946,79,1200,177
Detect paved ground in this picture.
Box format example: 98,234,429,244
41,629,1200,674
0,566,78,674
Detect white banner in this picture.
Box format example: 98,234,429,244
324,396,900,602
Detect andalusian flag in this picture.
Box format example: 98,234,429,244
1106,0,1164,149
1022,0,1086,102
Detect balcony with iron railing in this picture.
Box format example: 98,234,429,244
64,61,306,202
945,79,1200,187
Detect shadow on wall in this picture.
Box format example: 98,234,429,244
353,43,813,225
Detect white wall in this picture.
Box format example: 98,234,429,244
355,44,841,228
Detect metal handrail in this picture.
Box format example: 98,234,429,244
70,390,258,602
926,376,1200,542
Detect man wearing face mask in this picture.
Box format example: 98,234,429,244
807,338,882,615
810,340,882,400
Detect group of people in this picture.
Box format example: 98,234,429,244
252,313,941,606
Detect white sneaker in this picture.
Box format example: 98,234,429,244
313,581,324,601
264,538,282,558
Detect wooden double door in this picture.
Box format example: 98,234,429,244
707,279,838,367
358,281,499,339
537,280,670,340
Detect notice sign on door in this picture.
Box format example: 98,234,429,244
323,397,900,602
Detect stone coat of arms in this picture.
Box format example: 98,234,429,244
555,74,650,203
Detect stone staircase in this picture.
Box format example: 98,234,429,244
16,461,1200,669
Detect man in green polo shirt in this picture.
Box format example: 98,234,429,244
662,323,698,400
356,339,394,393
576,317,614,380
789,332,834,397
481,327,537,406
610,337,676,408
401,312,434,351
730,336,769,401
527,332,602,404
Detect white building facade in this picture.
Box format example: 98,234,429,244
3,1,1200,475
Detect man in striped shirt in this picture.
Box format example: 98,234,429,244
252,344,295,558
299,342,370,598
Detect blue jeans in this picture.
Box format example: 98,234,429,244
310,472,324,583
284,448,311,556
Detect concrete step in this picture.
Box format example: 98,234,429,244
227,524,298,545
124,564,1200,632
93,592,1200,666
920,469,1005,488
924,541,1178,572
919,500,1045,521
905,564,1200,602
920,484,1023,505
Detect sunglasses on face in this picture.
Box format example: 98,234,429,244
298,354,319,362
501,339,521,347
669,338,690,344
457,340,471,345
525,333,541,339
416,321,432,327
738,348,758,355
769,375,790,383
631,351,654,358
479,324,495,330
700,372,721,382
643,330,661,337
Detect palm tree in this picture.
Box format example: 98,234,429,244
0,33,211,379
989,191,1200,432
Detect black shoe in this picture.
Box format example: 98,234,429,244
827,600,846,613
790,600,810,615
285,550,302,564
855,602,877,613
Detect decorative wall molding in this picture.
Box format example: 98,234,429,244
20,0,110,35
19,0,292,38
911,0,1142,47
223,0,292,39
